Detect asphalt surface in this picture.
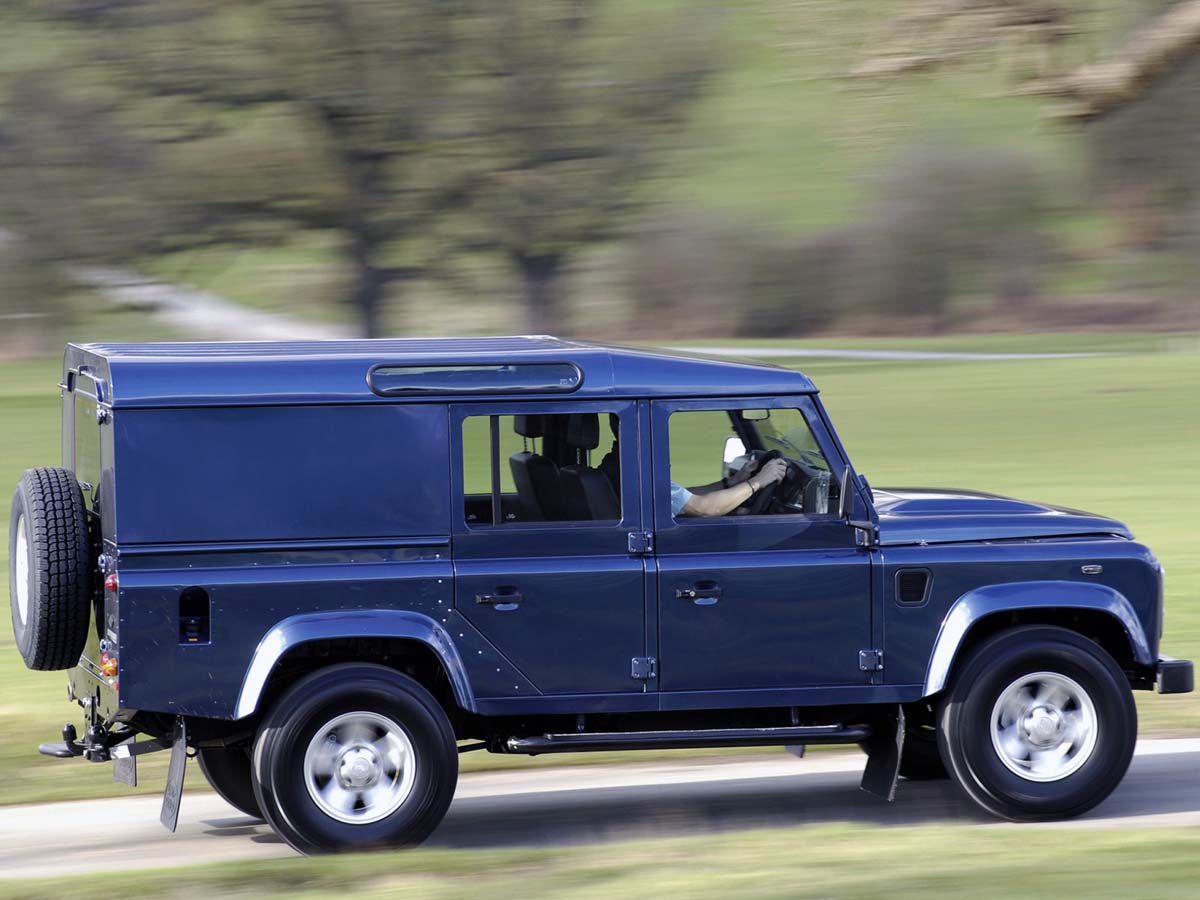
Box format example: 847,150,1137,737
676,345,1103,361
3,739,1199,880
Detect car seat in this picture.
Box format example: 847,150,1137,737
558,413,621,521
508,415,563,521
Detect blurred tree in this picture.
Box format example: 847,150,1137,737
0,0,478,337
0,0,718,338
460,2,717,334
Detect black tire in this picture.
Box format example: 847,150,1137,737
899,723,948,780
252,663,458,854
197,745,263,820
9,468,92,671
938,625,1136,821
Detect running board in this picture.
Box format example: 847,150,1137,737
502,724,871,754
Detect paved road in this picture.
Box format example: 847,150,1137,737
3,738,1199,880
675,345,1103,361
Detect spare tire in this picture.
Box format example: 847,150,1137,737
9,467,93,670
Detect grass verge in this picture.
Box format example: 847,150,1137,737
4,823,1200,899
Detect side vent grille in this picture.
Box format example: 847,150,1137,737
896,569,931,606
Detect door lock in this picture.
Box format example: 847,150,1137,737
476,589,523,611
676,583,722,605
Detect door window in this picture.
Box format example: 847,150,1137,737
667,406,837,518
461,412,621,525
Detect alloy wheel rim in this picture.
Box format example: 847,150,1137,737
14,513,29,627
990,671,1098,783
303,711,416,825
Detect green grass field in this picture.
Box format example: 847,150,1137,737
1,335,1197,808
4,823,1200,899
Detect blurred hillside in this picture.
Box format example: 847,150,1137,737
1,0,1198,350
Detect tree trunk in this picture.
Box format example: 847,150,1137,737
516,252,566,335
347,230,389,338
350,262,388,338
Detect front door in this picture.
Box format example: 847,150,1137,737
651,396,873,693
451,400,646,695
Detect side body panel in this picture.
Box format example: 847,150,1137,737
117,542,538,718
111,404,449,544
879,538,1161,691
110,400,537,718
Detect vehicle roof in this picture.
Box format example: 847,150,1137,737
67,336,817,408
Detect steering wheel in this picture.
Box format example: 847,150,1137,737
745,450,784,516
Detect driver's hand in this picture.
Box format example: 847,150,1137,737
752,458,787,489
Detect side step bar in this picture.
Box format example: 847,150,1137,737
502,723,871,754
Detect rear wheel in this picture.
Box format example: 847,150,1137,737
8,468,92,671
938,626,1136,821
197,745,262,820
252,664,458,854
899,722,948,780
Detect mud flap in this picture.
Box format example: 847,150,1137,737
160,718,187,832
112,744,137,787
860,705,904,801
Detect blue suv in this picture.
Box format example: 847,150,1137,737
9,337,1192,853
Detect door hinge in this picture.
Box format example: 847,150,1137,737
858,649,884,672
631,657,657,680
850,520,879,549
628,531,654,555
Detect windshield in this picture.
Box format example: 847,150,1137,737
752,408,828,470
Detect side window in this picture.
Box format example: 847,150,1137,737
461,412,622,525
667,407,837,519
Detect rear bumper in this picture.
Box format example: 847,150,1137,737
1155,656,1194,694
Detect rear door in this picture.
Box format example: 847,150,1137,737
450,400,647,695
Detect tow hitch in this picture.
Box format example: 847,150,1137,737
37,721,170,764
36,716,189,832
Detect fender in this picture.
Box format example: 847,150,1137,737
922,580,1153,698
233,609,476,719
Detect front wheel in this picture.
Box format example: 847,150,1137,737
938,625,1136,821
252,663,458,854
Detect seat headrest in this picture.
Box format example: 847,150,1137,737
564,413,600,450
513,415,544,438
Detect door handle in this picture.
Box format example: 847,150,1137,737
676,583,722,606
476,588,523,611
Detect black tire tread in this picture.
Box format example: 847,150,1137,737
10,467,92,671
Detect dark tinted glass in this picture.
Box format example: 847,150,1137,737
371,363,581,396
73,393,101,510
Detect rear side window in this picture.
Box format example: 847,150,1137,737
73,393,100,510
461,412,621,525
371,363,581,396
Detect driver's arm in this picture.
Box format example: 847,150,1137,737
679,458,787,517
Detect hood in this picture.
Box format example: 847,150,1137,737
872,488,1132,547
